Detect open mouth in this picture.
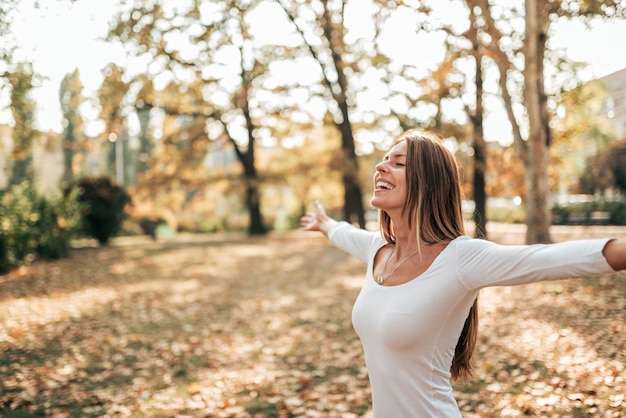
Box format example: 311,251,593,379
376,181,394,190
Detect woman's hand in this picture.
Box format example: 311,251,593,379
300,200,337,237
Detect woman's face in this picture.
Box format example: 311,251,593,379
371,141,408,212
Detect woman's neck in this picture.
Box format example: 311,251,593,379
389,217,422,252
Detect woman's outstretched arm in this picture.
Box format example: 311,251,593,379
603,239,626,271
300,200,337,238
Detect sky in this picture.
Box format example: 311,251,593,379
2,1,127,132
3,0,626,139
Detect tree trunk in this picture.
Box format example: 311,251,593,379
136,104,153,176
324,3,365,229
337,105,365,228
342,165,366,229
62,144,74,186
246,177,266,235
240,57,267,236
472,54,487,239
523,0,552,244
282,0,366,229
62,119,77,187
8,157,32,187
465,3,488,238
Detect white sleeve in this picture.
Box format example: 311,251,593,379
327,222,377,263
457,238,615,290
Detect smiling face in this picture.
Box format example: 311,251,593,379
376,130,466,245
370,140,408,213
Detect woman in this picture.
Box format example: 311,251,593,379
300,130,626,417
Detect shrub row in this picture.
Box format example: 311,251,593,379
552,198,626,225
0,184,81,274
0,177,130,274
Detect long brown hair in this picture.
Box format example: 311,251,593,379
378,130,479,381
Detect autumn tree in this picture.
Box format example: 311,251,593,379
276,0,392,228
97,64,130,185
473,0,626,243
425,6,492,238
581,139,626,196
382,3,487,236
59,69,86,187
1,0,77,118
134,75,155,179
108,0,278,234
470,0,543,242
453,3,486,237
7,63,37,187
550,77,614,194
132,78,216,230
601,140,626,195
486,142,526,199
268,125,344,217
0,0,17,96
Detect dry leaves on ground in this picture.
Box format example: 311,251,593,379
1,225,626,417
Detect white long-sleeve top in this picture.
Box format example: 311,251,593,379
327,222,615,418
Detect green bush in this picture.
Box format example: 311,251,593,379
0,184,81,274
608,199,626,225
34,189,82,259
0,185,36,273
552,197,626,225
67,177,130,245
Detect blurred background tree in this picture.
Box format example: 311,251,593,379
601,140,626,195
7,62,37,187
98,63,131,186
59,68,86,187
581,139,626,196
465,0,626,243
550,77,614,195
66,0,626,238
0,0,625,251
0,0,17,94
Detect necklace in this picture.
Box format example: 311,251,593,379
376,245,421,285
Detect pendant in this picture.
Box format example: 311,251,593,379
377,275,384,285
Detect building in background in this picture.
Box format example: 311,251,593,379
602,67,626,139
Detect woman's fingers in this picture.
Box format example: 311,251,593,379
314,200,325,215
300,211,316,230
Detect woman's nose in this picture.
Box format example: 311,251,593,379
375,161,387,172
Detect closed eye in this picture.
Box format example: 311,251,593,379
379,153,406,167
